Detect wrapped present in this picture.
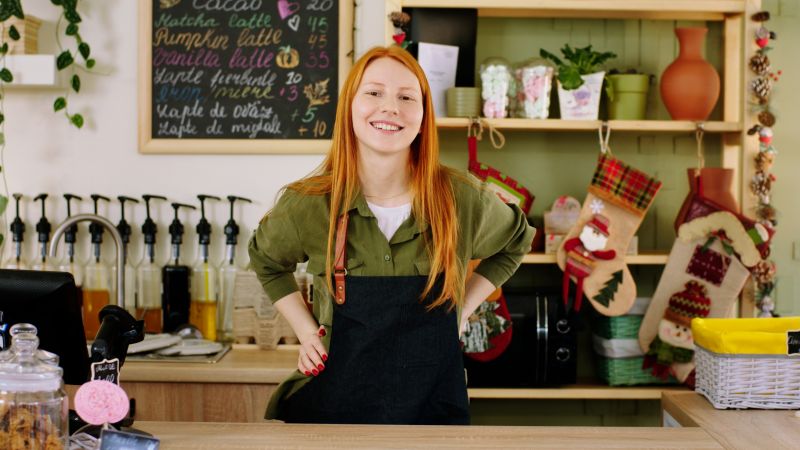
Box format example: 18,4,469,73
544,196,581,235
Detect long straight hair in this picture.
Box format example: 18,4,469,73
286,46,464,310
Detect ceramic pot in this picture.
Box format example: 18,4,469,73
674,168,739,232
660,28,720,120
607,74,650,120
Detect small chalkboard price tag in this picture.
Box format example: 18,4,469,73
787,330,800,355
100,429,160,450
91,358,121,384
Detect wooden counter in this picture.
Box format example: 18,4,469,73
136,422,722,449
115,346,689,422
662,391,800,450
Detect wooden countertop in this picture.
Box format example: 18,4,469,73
662,391,800,450
137,422,722,449
121,346,297,383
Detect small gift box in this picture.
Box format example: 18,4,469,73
544,196,581,235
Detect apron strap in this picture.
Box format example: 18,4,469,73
334,213,349,304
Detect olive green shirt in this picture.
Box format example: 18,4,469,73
248,170,535,419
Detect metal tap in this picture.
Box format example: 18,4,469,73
49,214,124,307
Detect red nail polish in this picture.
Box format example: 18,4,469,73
322,354,328,362
304,371,311,376
318,364,324,371
312,369,319,376
319,328,327,337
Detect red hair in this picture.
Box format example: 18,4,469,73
286,46,464,310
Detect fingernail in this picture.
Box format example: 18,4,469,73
318,364,324,371
322,354,328,362
319,328,327,337
304,371,311,376
312,369,319,376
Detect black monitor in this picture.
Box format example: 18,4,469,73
0,269,90,385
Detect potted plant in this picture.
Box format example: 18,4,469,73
540,45,616,120
606,69,652,120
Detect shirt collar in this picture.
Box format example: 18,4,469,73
345,190,430,237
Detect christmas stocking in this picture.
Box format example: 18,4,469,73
557,154,662,315
639,209,770,384
461,259,513,362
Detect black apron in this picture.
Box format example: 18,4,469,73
278,214,469,424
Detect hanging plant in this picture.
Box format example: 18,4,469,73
0,0,98,250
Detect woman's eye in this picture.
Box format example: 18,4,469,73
365,91,381,97
400,95,416,102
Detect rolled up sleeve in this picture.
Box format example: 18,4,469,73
247,191,306,304
471,186,536,288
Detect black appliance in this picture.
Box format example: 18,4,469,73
463,288,578,387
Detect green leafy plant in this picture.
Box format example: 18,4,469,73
540,44,617,90
0,0,97,248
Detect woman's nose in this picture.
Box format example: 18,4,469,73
381,96,400,114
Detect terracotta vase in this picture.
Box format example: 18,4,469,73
674,168,739,232
660,28,720,120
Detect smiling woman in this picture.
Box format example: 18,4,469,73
248,46,535,425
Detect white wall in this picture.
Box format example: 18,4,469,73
1,0,385,269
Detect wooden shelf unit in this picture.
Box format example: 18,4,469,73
470,383,690,400
399,0,745,20
522,252,669,265
386,0,759,316
436,118,742,133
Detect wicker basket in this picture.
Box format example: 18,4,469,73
593,315,643,340
693,317,800,409
597,356,678,386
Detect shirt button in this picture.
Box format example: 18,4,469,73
384,254,391,261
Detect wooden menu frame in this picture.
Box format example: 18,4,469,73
138,0,353,154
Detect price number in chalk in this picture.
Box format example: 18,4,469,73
307,0,334,12
307,16,328,33
308,33,328,49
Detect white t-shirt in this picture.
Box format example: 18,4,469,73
367,201,412,241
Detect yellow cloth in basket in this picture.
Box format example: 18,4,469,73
691,317,800,355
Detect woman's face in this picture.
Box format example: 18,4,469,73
351,57,424,157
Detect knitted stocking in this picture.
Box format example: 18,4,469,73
639,210,768,384
557,154,662,316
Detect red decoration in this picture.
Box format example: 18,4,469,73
756,37,769,48
392,32,406,45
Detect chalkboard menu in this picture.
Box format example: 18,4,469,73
139,0,353,154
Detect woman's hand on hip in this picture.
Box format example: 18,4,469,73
298,325,328,376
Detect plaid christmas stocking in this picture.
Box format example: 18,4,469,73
638,210,769,384
557,154,662,315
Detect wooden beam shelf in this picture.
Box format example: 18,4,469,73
469,383,690,400
436,118,742,133
522,252,669,265
401,0,745,21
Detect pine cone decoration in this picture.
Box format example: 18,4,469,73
751,260,776,284
752,77,772,101
758,110,776,127
756,204,777,223
751,11,771,22
749,54,770,75
755,151,774,172
389,11,411,28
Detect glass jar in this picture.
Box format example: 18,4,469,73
0,323,69,450
514,58,555,119
479,57,513,118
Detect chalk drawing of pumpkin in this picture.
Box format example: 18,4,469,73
160,0,181,9
276,46,300,69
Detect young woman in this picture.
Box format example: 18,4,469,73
249,46,535,424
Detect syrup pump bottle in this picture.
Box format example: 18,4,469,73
115,196,140,315
190,195,220,341
4,193,26,269
82,194,113,340
218,195,252,343
57,194,84,287
136,194,167,333
30,194,53,271
162,202,196,333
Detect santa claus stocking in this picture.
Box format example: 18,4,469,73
638,209,770,385
557,154,662,315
